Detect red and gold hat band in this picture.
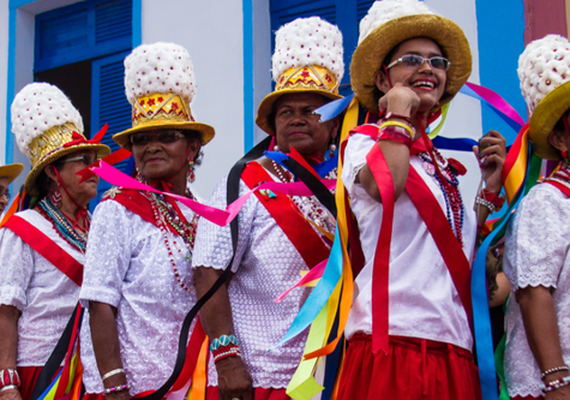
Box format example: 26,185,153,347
29,123,80,167
133,93,195,127
276,65,339,94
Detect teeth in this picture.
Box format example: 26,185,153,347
413,81,435,88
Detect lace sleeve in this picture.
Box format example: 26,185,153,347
504,185,570,289
0,227,34,310
192,174,256,273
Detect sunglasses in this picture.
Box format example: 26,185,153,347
1,190,10,202
60,154,98,166
386,55,451,71
130,130,186,146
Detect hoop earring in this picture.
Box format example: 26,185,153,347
187,158,196,184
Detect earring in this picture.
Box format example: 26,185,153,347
187,158,196,184
274,145,279,151
51,185,61,206
562,150,568,158
329,143,337,157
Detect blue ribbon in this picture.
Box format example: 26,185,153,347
432,136,478,151
314,93,355,122
264,151,338,179
270,225,343,350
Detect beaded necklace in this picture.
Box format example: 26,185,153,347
140,176,197,294
271,160,336,234
418,149,465,246
38,197,89,253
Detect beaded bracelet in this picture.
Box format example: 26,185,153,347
0,385,18,393
103,384,131,395
480,188,505,211
101,368,125,382
541,365,569,380
540,375,570,393
475,196,497,213
210,334,239,352
0,369,20,388
213,345,242,364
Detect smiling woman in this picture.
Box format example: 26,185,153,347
0,82,110,400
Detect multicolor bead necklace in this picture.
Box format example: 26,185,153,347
542,161,570,188
419,149,465,246
144,187,197,294
38,197,89,253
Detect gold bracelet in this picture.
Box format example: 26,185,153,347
379,121,415,138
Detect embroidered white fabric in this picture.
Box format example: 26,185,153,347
192,166,332,389
340,133,476,350
503,183,570,398
79,198,197,395
0,209,83,366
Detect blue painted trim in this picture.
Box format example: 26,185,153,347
5,6,18,165
243,0,254,152
132,0,142,47
9,0,35,10
475,0,526,143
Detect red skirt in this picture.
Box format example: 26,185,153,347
18,366,44,400
206,386,289,400
337,334,482,400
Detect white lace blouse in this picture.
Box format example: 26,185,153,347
503,183,570,398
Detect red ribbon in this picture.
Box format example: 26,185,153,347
63,124,108,149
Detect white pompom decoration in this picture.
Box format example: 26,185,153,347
358,0,433,45
124,42,197,105
518,34,570,115
271,16,344,83
11,82,83,158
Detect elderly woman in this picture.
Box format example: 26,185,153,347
78,42,214,400
192,16,342,400
336,1,506,399
502,34,570,400
0,163,23,216
0,82,110,400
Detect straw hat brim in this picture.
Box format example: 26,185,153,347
350,14,472,114
528,81,570,161
255,88,343,135
113,120,215,151
25,143,111,196
0,163,24,184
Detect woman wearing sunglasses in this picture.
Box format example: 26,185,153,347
0,82,110,400
78,43,214,400
336,1,506,399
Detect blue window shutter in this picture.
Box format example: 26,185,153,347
269,0,374,95
90,50,132,209
35,0,132,72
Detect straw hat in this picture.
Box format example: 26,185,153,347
0,163,24,184
518,34,570,160
351,0,472,114
11,82,111,196
113,42,215,150
255,16,345,134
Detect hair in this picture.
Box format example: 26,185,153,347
182,130,204,165
36,160,64,201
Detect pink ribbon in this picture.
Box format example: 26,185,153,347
275,258,328,303
465,82,526,127
90,161,336,227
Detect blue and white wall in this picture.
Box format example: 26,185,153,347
0,0,536,202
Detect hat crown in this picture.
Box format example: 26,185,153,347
358,0,433,45
272,16,344,83
11,82,84,160
124,42,196,105
518,34,570,115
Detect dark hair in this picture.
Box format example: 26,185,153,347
36,161,63,201
182,130,204,166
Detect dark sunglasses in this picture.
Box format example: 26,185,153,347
1,190,11,202
60,154,98,166
130,130,186,146
386,54,451,71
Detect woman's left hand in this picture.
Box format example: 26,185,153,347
472,130,506,194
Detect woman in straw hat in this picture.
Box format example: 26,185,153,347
0,163,23,215
337,0,506,398
193,16,342,400
79,42,214,400
502,34,570,400
0,82,110,400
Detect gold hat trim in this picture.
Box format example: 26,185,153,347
276,65,339,94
